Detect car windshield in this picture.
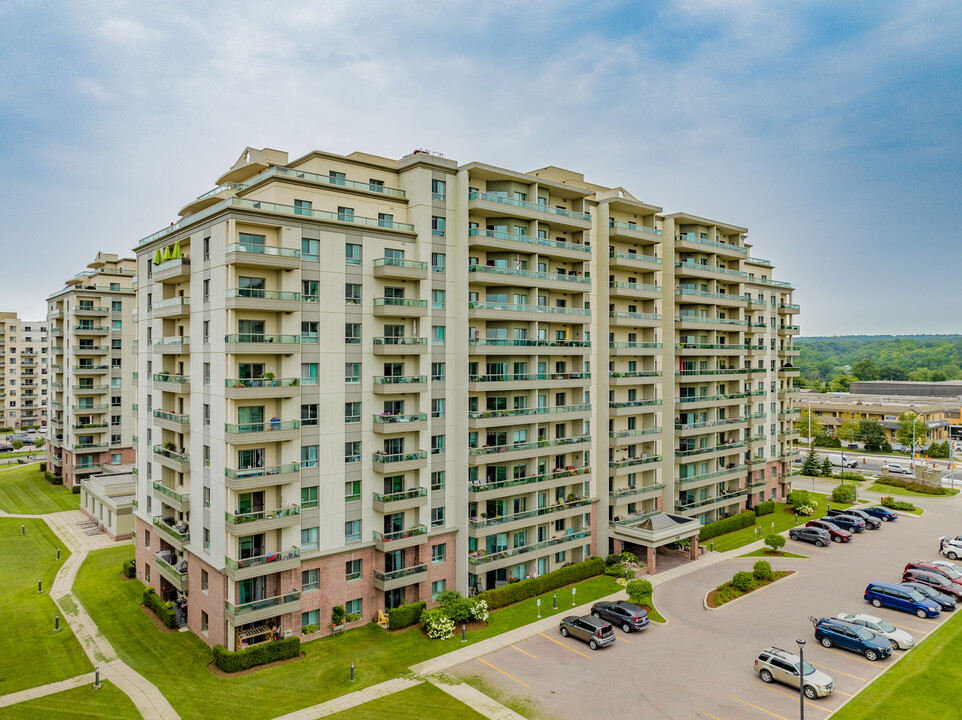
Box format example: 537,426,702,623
854,627,875,641
877,620,896,632
905,588,927,601
796,660,816,676
939,565,962,579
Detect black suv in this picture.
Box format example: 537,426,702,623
827,514,866,533
789,526,832,547
591,600,649,632
827,507,881,529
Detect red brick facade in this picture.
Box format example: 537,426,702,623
54,446,136,489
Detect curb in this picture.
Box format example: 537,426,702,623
702,570,798,612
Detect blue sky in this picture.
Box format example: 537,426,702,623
1,0,959,333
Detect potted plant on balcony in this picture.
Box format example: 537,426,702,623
163,441,176,451
261,371,276,387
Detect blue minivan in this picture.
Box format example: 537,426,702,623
865,581,941,618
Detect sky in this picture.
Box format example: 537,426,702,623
1,0,959,334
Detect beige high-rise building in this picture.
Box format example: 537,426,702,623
0,313,49,431
131,147,798,650
46,252,138,487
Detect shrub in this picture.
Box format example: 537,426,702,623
44,471,62,484
831,484,857,504
875,476,952,495
732,571,754,592
787,489,811,510
470,598,489,622
795,503,816,516
838,471,864,482
212,637,300,672
346,613,360,622
388,601,426,630
122,559,136,578
301,623,319,634
72,485,81,494
880,496,917,511
604,553,622,567
142,587,177,629
626,579,653,606
421,608,455,639
604,563,627,577
331,605,346,626
754,500,775,517
753,560,774,581
764,533,787,553
814,435,842,448
443,596,474,623
927,441,950,459
476,557,605,611
698,510,756,541
40,462,46,471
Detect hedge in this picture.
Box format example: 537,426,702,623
880,496,917,511
698,510,756,541
142,587,177,629
44,471,62,485
213,637,300,673
875,476,953,496
72,485,81,494
754,501,775,517
122,560,136,578
476,557,605,611
39,462,46,471
388,601,426,630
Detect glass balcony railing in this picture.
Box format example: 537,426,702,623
372,451,427,464
609,342,662,349
609,371,662,380
231,197,415,231
226,288,301,301
674,234,747,253
224,334,300,344
610,483,665,499
675,288,748,302
152,481,189,504
609,281,663,293
71,404,108,410
608,251,662,265
244,166,406,197
152,373,190,385
225,505,300,525
470,338,590,348
224,463,300,479
373,563,428,583
225,242,301,258
225,377,300,388
468,404,590,420
675,261,747,278
677,464,748,484
73,365,109,372
73,442,107,450
372,487,427,503
675,316,749,327
609,312,661,321
154,258,190,274
469,530,591,566
151,337,189,347
609,399,662,409
609,220,662,236
470,498,594,529
226,592,301,617
468,227,590,253
469,466,590,494
675,442,746,457
469,301,591,316
373,413,428,424
676,489,747,511
152,410,190,424
779,303,801,311
608,427,662,440
372,525,428,543
152,297,190,310
373,298,429,308
373,375,427,385
676,393,749,404
675,343,751,351
468,265,591,285
152,516,189,542
469,434,590,456
609,455,661,470
152,445,190,464
675,417,747,430
72,345,109,352
224,421,300,434
72,384,109,391
224,547,301,571
153,552,187,582
675,368,745,377
468,191,591,221
372,337,428,347
372,258,428,270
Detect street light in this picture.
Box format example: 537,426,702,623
911,413,924,466
796,638,806,720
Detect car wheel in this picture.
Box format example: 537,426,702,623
790,533,798,541
872,598,882,609
917,608,928,618
864,649,878,661
881,516,890,522
759,669,773,683
949,552,958,561
560,627,569,637
592,611,601,619
622,622,631,633
803,685,818,700
815,540,825,548
589,639,598,651
820,636,833,648
833,536,842,543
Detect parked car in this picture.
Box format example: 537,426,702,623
754,647,835,699
882,462,913,475
902,570,962,602
0,444,12,453
805,519,852,543
825,514,866,533
559,615,615,650
825,453,858,469
864,581,941,618
932,559,962,575
789,526,832,547
861,506,899,522
904,561,962,588
590,601,649,633
836,613,915,649
901,582,957,611
812,617,893,661
828,507,881,529
940,537,962,560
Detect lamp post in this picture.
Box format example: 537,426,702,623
796,638,806,720
911,413,923,467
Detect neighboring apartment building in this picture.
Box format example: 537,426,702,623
0,312,49,430
131,147,798,650
798,391,953,446
46,253,138,488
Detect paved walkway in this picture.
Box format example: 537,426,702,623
0,672,96,709
271,678,423,719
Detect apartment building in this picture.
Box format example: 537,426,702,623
798,392,953,445
0,312,50,430
131,147,798,650
46,253,138,487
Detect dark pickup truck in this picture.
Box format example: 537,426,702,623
828,507,881,530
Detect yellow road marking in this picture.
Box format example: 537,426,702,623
478,657,528,687
820,647,888,667
726,695,791,720
537,631,594,659
757,683,830,712
835,689,852,697
617,635,632,644
701,713,725,719
810,662,867,682
510,644,537,659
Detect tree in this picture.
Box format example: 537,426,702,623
827,374,855,392
878,365,908,381
836,413,862,444
11,439,23,450
930,369,948,382
852,359,880,381
802,448,820,476
820,457,834,477
626,579,653,606
794,410,823,444
764,533,786,554
895,412,926,451
33,436,45,449
858,419,888,450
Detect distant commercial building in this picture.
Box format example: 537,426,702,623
851,381,962,399
798,391,954,445
0,312,49,430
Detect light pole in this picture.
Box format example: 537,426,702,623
796,638,806,720
911,413,923,466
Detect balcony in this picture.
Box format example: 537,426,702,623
153,409,190,432
372,337,428,356
224,547,301,580
608,428,661,445
72,384,109,394
224,334,300,354
73,365,110,374
372,563,428,592
470,498,594,532
372,375,427,394
225,506,301,535
778,364,801,377
608,399,662,416
372,258,429,281
468,264,590,292
225,377,300,399
675,441,747,458
225,242,301,270
72,345,110,355
469,338,591,355
73,442,108,453
675,367,747,382
152,481,190,512
677,464,749,487
73,326,109,336
468,529,591,569
467,191,591,230
224,420,300,444
372,297,429,318
469,371,591,391
468,227,590,260
151,296,190,319
224,463,300,491
609,311,661,328
609,342,662,355
608,281,662,300
778,325,800,336
371,450,428,473
151,337,190,354
610,484,665,503
674,233,747,257
72,463,103,475
609,455,662,473
152,445,190,471
778,303,800,314
675,417,748,437
609,220,662,241
372,413,428,434
153,552,188,592
73,305,109,317
226,288,302,312
225,592,301,624
676,489,748,513
675,392,749,408
608,251,663,273
71,404,108,412
468,435,591,464
468,301,591,323
153,257,191,283
675,342,751,355
674,261,747,281
152,373,190,393
468,403,590,429
372,525,429,551
469,466,591,499
152,516,189,549
372,487,428,512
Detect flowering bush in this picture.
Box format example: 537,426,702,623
422,608,455,639
795,503,816,516
470,598,489,622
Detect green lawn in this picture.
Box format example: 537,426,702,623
707,492,849,554
831,599,962,719
0,464,78,514
5,680,142,720
74,545,622,720
738,549,809,559
325,681,487,720
867,483,960,498
0,449,44,459
0,519,92,695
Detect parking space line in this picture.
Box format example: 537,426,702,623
819,647,888,667
478,657,529,688
755,683,830,712
536,632,594,659
834,689,852,697
616,635,632,644
790,542,831,554
510,644,537,659
725,695,791,720
809,662,867,682
701,712,724,720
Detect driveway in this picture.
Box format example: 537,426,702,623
454,495,959,719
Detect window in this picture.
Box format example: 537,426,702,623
203,404,210,427
301,404,318,426
203,485,210,507
346,559,362,580
110,453,121,465
431,471,445,490
369,178,385,192
111,300,122,312
345,243,361,265
201,570,209,593
203,236,210,260
345,598,362,615
203,320,209,343
345,441,360,463
111,377,122,388
345,363,360,384
203,362,210,385
301,486,318,508
432,326,445,346
431,434,445,454
301,322,319,343
300,445,318,468
110,338,122,350
431,362,445,381
432,252,445,272
143,529,150,548
301,610,319,630
345,520,361,543
111,319,122,331
345,323,361,344
337,206,354,221
432,543,446,563
203,279,210,302
301,527,319,550
345,480,361,501
431,216,446,236
301,238,319,261
431,179,446,200
431,506,445,527
302,280,318,301
203,528,210,551
201,611,208,635
111,358,122,368
301,363,318,385
345,283,361,305
377,213,393,227
294,199,312,216
345,402,361,423
329,171,346,185
111,396,121,407
302,569,319,591
431,398,445,418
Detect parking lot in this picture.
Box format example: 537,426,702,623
454,496,959,719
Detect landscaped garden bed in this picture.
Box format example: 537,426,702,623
706,562,793,608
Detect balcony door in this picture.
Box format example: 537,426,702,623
384,513,404,534
239,576,266,604
385,550,403,573
238,533,265,560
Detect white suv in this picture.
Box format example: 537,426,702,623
836,613,914,649
882,462,912,475
754,647,835,699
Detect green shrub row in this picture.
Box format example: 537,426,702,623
388,601,426,630
698,510,756,541
44,471,62,485
212,637,300,673
122,560,136,578
477,557,605,610
72,485,81,494
875,476,953,496
880,496,917,511
142,587,177,629
40,462,46,472
754,501,775,517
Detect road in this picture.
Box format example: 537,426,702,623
805,449,961,486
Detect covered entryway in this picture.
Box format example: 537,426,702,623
610,512,701,574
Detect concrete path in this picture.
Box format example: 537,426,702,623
270,677,423,719
0,672,96,709
426,677,526,720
